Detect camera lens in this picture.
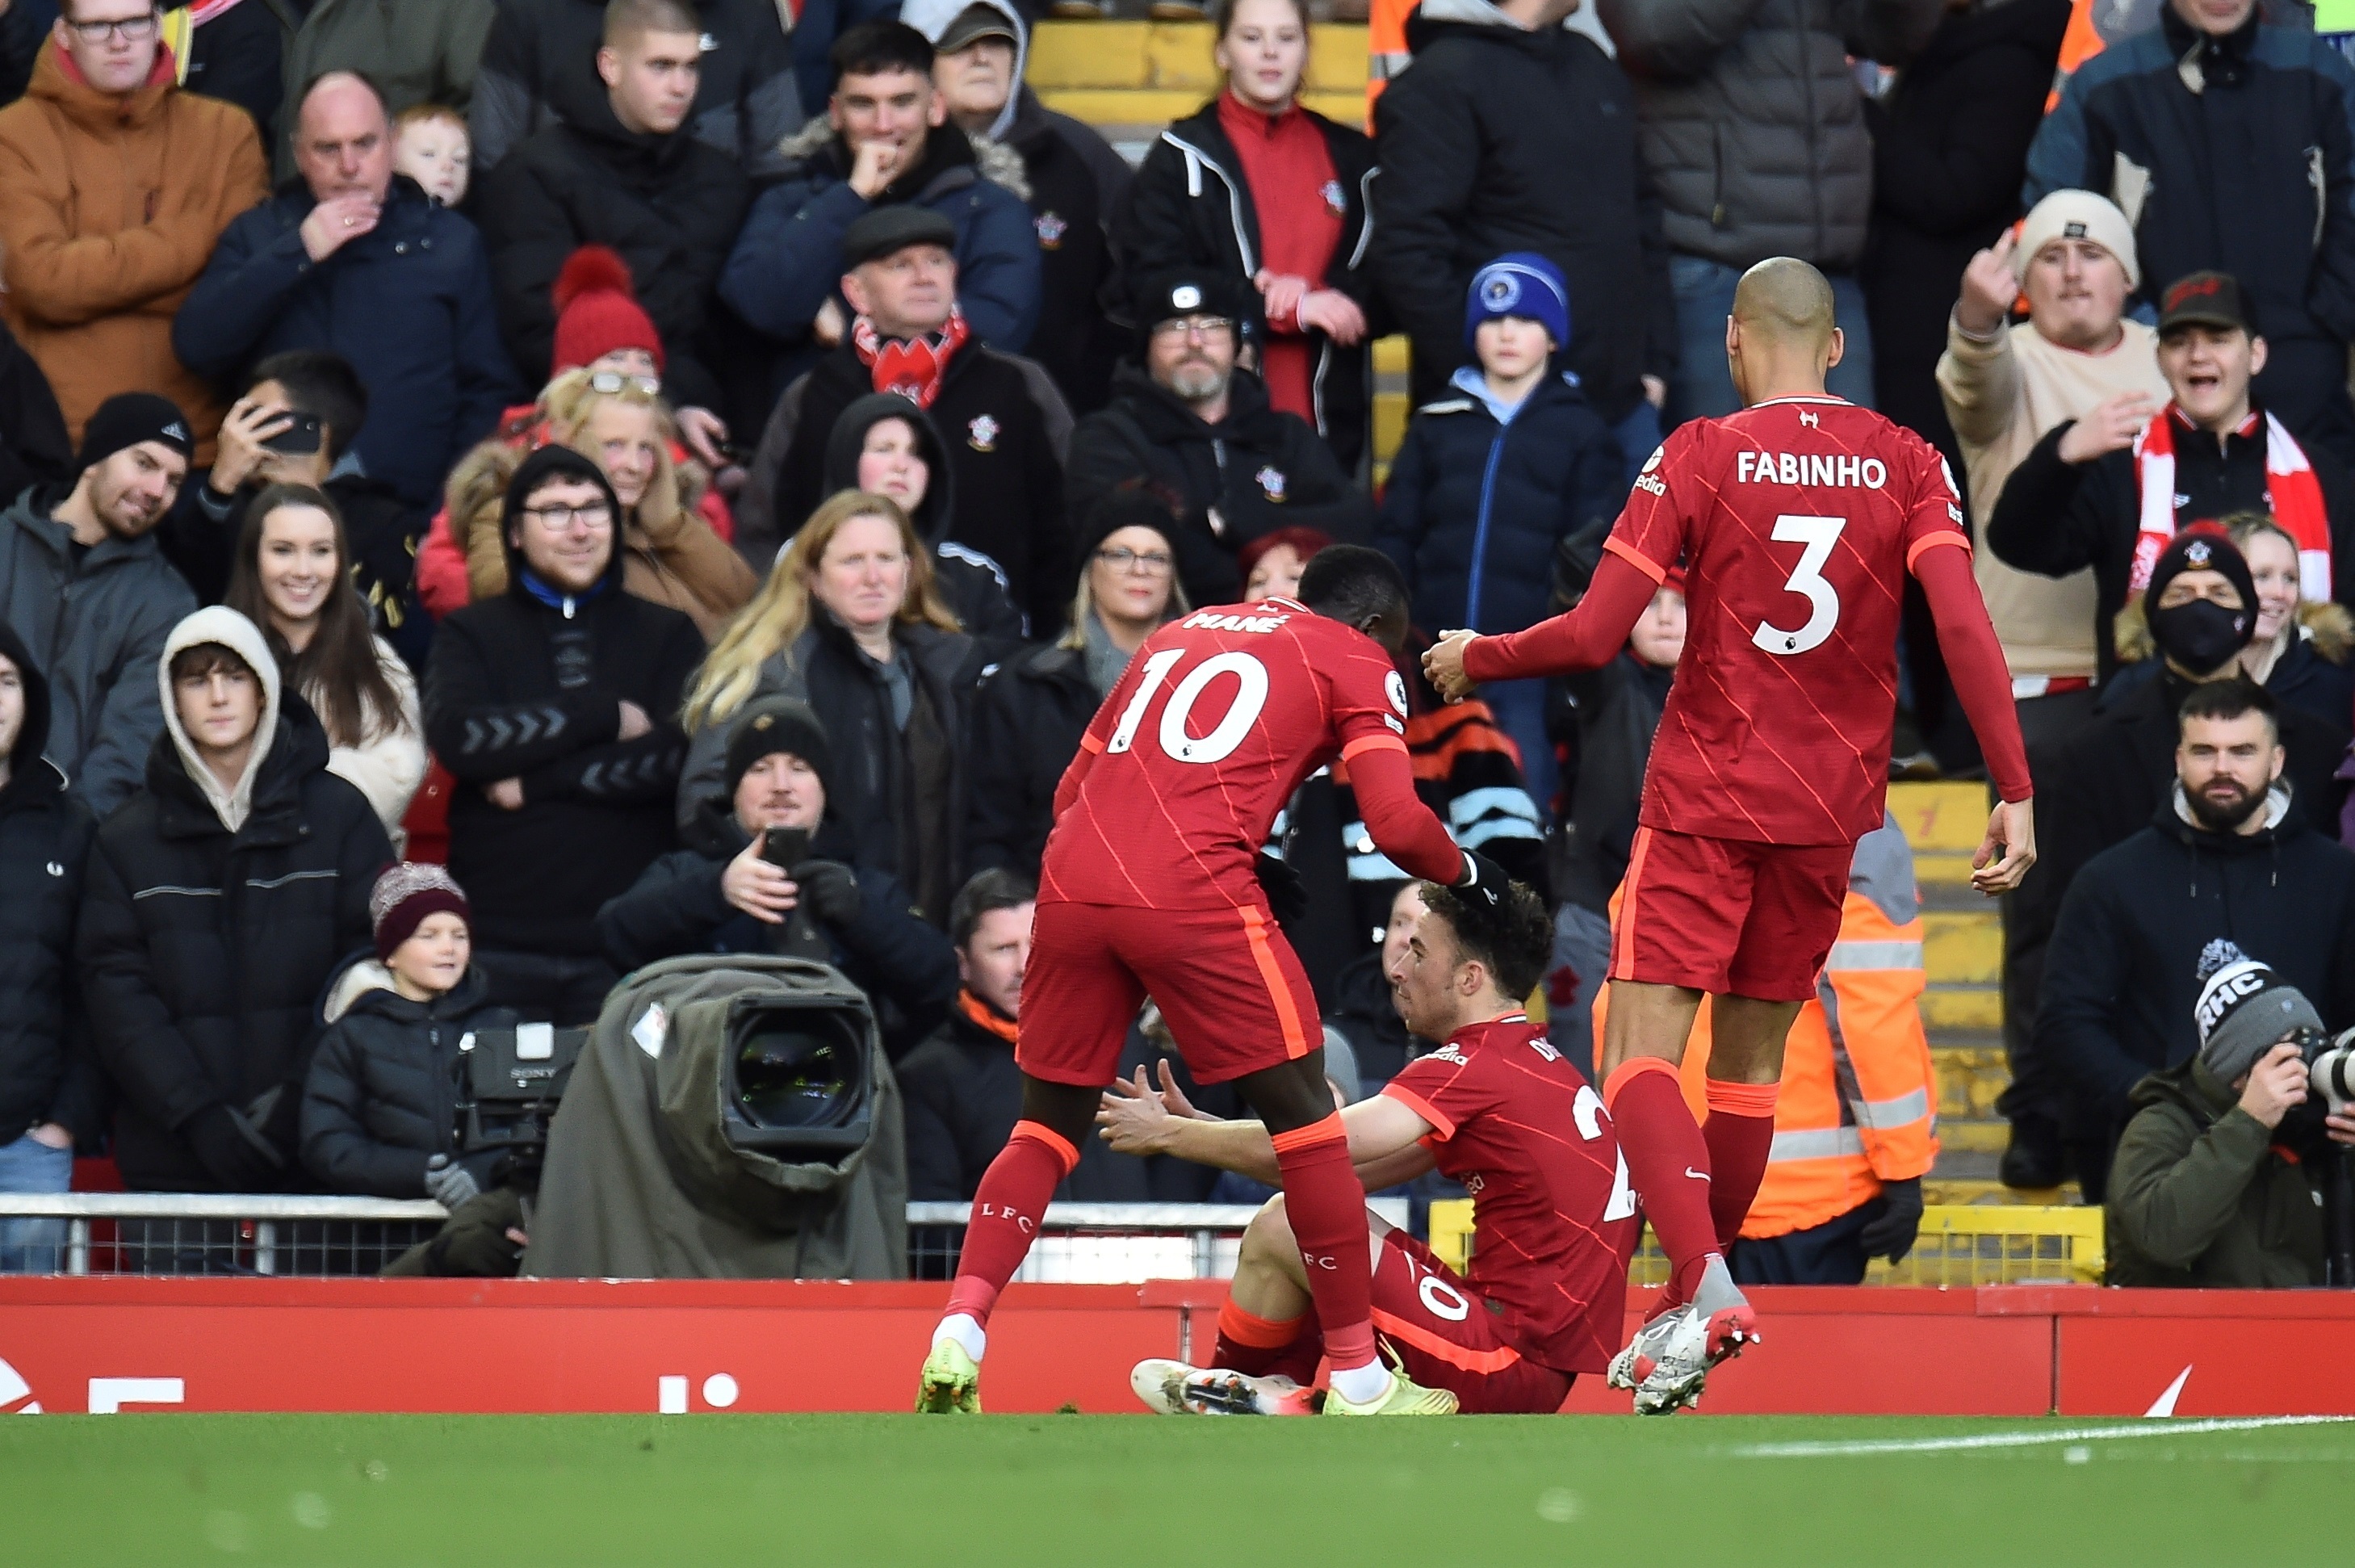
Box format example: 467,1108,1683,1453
733,1023,857,1129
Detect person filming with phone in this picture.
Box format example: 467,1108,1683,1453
597,693,956,1059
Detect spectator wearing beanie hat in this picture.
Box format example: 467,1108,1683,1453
301,863,524,1204
2038,675,2355,1202
1374,252,1622,812
421,444,707,1026
598,694,956,1058
0,392,199,816
2107,939,2355,1287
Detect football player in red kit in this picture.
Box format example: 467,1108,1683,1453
1103,877,1639,1416
1427,258,2037,1413
920,546,1508,1417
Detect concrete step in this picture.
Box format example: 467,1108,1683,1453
1923,1176,2084,1206
1933,1039,2007,1125
1029,20,1368,128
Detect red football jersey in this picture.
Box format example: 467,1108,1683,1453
1381,1014,1639,1375
1612,396,1970,845
1041,599,1415,909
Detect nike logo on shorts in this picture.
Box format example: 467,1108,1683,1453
1685,1168,1710,1181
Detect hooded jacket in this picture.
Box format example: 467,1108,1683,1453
0,483,198,820
174,174,522,508
476,90,752,414
299,956,519,1197
595,794,957,1059
0,41,269,463
2039,783,2355,1187
1373,366,1627,639
469,0,801,179
420,448,707,958
745,337,1071,630
2106,1053,2330,1289
1066,363,1370,608
1372,0,1674,419
962,639,1104,880
719,116,1041,358
819,392,1026,648
1597,0,1945,271
76,606,391,1191
676,614,978,927
276,0,496,178
0,621,102,1146
1121,91,1378,467
2023,8,2355,459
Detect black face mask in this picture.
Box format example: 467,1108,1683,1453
2150,598,2251,676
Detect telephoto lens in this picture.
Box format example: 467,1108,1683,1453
721,1003,874,1156
2309,1028,2355,1112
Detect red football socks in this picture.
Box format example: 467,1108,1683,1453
1703,1079,1780,1250
1605,1057,1722,1310
942,1120,1078,1331
1212,1298,1313,1380
1270,1113,1377,1374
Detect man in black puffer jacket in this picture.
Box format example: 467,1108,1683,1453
476,0,753,417
423,446,706,1025
0,624,101,1269
77,606,390,1197
1066,270,1369,610
599,695,956,1058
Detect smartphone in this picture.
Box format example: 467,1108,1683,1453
262,414,325,456
761,826,810,870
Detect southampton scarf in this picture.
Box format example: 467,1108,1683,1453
2133,407,2332,598
852,308,971,409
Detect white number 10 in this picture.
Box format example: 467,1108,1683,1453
1752,513,1846,657
1104,648,1271,765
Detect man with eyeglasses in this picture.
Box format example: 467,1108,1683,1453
745,202,1074,632
421,446,706,1025
1066,269,1370,610
477,0,752,442
0,0,266,466
177,71,521,514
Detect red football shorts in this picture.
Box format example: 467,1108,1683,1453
1609,828,1853,1002
1017,899,1322,1087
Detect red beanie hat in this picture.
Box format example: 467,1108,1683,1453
551,246,664,375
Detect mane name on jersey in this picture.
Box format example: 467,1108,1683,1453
1736,451,1888,488
1182,610,1292,634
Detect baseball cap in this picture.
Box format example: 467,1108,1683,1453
937,2,1018,52
2157,271,2256,337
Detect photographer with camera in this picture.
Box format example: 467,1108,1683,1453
302,863,535,1277
597,694,956,1059
2108,941,2355,1287
2039,678,2355,1200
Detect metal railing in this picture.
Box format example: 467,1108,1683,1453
0,1195,1410,1281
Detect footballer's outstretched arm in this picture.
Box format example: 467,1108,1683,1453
1096,1065,1438,1186
1423,548,1657,699
1344,736,1478,887
1913,538,2037,895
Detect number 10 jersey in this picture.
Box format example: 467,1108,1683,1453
1041,597,1414,910
1611,396,1971,847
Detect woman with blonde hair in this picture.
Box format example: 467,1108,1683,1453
965,487,1189,876
679,491,976,924
422,369,755,635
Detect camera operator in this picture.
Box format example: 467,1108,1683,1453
597,695,956,1058
300,864,533,1277
2108,942,2355,1287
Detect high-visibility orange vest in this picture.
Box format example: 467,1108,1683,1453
1367,0,1414,114
1596,818,1939,1239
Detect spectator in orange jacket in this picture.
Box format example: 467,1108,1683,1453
0,6,267,463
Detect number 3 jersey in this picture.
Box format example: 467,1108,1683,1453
1382,1015,1640,1374
1041,598,1443,910
1611,396,1970,846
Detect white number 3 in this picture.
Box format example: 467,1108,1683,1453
1752,513,1846,657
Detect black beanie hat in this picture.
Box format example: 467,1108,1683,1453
2145,527,2257,623
501,444,623,593
1074,485,1182,569
1134,269,1258,349
725,696,834,802
76,392,192,474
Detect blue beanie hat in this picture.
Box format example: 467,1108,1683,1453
1464,253,1569,353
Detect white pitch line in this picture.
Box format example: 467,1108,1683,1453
1729,1414,2355,1457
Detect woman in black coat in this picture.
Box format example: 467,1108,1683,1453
1114,0,1380,473
77,607,392,1195
964,490,1188,878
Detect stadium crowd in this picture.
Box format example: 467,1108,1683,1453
2,0,2353,1293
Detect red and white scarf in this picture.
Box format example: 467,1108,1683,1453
851,308,970,409
2133,407,2332,599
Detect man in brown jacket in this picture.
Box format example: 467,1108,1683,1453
0,0,267,463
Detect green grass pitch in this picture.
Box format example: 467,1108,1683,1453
6,1411,2346,1566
